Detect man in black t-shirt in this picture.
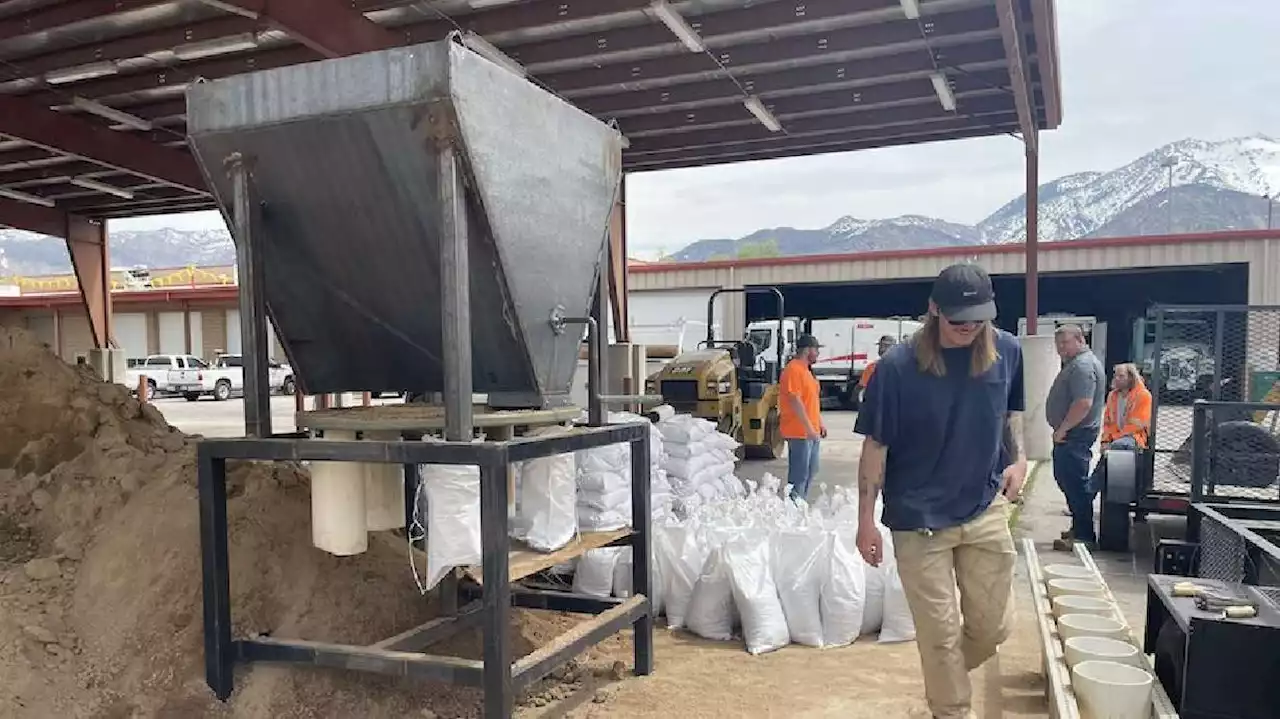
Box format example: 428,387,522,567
855,264,1026,719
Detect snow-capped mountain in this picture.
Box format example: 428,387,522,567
980,135,1280,243
0,227,235,275
670,214,981,262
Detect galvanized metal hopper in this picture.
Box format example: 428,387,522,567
186,39,623,408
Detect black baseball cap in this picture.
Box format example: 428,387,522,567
931,263,997,322
795,334,822,349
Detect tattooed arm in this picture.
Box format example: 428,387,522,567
858,437,888,525
1002,411,1028,499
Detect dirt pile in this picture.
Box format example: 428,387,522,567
0,328,591,718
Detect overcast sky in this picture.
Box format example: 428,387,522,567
112,0,1280,257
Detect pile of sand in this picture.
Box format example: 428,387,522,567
0,328,605,718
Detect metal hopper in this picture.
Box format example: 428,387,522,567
185,38,623,409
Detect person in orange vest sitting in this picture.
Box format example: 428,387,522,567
1100,362,1151,451
858,335,898,390
1073,362,1151,545
780,334,827,500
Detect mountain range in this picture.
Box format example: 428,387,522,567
0,135,1277,274
669,135,1280,261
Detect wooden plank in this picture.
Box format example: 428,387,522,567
371,528,632,584
470,529,633,585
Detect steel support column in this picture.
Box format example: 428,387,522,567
438,142,473,442
65,216,113,348
608,174,629,343
228,154,272,438
1025,138,1039,334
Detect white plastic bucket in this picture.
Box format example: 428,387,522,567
310,429,369,556
1053,594,1115,619
1064,636,1142,669
1048,577,1107,599
1072,660,1153,719
1058,613,1129,643
1043,563,1098,582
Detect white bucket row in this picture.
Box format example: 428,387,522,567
310,429,407,556
1041,563,1155,719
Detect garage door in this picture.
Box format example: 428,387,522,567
226,309,241,354
189,312,204,360
60,312,93,362
115,313,148,360
158,311,185,353
25,314,55,350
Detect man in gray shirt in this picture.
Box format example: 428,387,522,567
1045,324,1106,550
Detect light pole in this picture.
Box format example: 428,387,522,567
1160,155,1178,234
1268,194,1275,230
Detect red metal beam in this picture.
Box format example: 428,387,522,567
65,217,113,348
206,0,399,58
995,0,1037,151
0,196,68,237
0,94,207,193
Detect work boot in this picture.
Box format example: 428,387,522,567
1053,537,1097,552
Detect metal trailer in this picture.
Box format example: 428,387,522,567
1098,306,1280,552
1145,501,1280,718
186,37,651,719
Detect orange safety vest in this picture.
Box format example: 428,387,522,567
1101,378,1152,448
859,360,878,388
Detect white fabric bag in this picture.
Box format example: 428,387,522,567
725,532,790,655
773,529,828,647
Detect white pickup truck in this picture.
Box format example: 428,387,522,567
213,354,296,395
124,354,219,400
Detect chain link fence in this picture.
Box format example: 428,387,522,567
1147,306,1280,500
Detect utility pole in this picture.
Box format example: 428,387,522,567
1268,194,1275,230
1160,155,1178,234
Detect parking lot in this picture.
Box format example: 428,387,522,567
154,394,370,437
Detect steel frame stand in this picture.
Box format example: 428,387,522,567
198,427,653,719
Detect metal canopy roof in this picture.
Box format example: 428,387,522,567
0,0,1061,229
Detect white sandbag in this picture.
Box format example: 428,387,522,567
822,530,868,647
663,439,708,459
512,428,577,552
773,529,827,647
658,415,715,444
613,547,634,598
878,560,916,643
725,533,790,655
577,469,630,494
656,526,706,629
577,506,631,531
577,443,630,475
685,546,736,641
650,543,665,616
578,486,632,511
707,432,741,453
422,463,481,590
574,547,622,598
860,561,886,635
662,452,719,479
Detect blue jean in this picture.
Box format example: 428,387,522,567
1053,431,1099,543
787,438,821,500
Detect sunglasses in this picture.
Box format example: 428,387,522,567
944,318,984,327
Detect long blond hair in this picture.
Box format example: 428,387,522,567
912,314,999,377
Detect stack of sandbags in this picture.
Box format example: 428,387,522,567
651,476,916,654
655,415,745,508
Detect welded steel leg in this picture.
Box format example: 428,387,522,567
629,430,654,675
197,447,234,699
438,143,473,442
228,155,272,438
1188,403,1208,541
479,455,513,719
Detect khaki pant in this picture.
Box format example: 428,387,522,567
892,495,1016,719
